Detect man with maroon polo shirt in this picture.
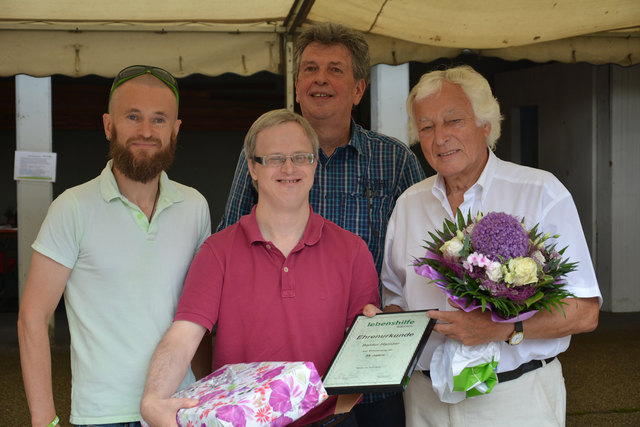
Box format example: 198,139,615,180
140,109,379,427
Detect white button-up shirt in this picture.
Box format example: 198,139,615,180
381,149,602,372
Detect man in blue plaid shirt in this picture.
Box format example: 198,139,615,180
216,22,425,426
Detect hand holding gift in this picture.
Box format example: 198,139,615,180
142,361,328,427
140,393,199,427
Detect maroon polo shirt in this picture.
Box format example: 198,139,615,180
175,206,379,424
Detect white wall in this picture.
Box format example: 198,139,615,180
370,63,410,145
610,65,640,311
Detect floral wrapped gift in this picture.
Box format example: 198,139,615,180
412,210,577,402
158,361,327,427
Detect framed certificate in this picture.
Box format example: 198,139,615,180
322,310,436,395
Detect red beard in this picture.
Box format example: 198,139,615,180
109,127,177,183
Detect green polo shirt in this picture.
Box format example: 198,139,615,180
33,161,210,424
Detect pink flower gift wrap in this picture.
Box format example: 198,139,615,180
145,361,328,427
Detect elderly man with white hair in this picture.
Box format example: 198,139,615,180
365,65,601,426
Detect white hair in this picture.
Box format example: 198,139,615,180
407,65,503,149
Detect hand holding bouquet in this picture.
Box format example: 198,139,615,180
412,210,578,402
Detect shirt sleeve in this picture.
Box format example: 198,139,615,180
215,150,259,232
175,241,223,332
32,191,81,270
195,193,212,249
540,187,602,305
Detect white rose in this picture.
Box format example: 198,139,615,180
506,257,539,286
486,261,503,282
440,237,464,260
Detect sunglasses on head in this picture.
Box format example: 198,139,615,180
109,65,179,104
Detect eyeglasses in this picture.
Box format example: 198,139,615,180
252,153,316,167
109,65,179,104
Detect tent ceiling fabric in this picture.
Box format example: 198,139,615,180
309,0,639,49
0,31,281,78
1,0,639,77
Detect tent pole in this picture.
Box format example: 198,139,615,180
286,38,294,111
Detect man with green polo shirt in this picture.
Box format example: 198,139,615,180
18,65,211,427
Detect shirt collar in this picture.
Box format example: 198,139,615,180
241,205,323,248
98,159,183,205
346,119,366,155
431,148,497,205
475,148,498,199
318,119,363,160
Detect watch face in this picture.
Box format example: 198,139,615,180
510,332,524,345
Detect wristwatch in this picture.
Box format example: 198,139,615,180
508,321,524,345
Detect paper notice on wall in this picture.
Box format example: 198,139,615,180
14,151,57,182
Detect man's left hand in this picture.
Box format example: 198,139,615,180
428,299,511,346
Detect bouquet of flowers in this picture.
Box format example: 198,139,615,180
412,210,577,403
413,210,577,321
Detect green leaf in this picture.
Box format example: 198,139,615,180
463,233,471,255
457,209,467,230
524,291,544,307
427,231,441,243
445,218,458,235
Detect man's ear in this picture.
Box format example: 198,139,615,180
248,158,258,183
352,79,366,106
103,113,112,140
294,79,301,105
174,118,182,138
483,122,491,138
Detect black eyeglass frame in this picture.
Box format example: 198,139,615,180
109,65,179,105
252,153,317,167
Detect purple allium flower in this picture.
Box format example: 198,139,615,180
471,212,529,261
483,280,538,302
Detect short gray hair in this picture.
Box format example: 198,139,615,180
294,22,370,84
407,65,502,149
244,109,319,190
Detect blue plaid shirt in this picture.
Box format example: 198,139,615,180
216,120,425,404
216,119,425,276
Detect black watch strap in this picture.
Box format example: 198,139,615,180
514,321,523,333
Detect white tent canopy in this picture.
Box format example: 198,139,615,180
1,0,639,78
